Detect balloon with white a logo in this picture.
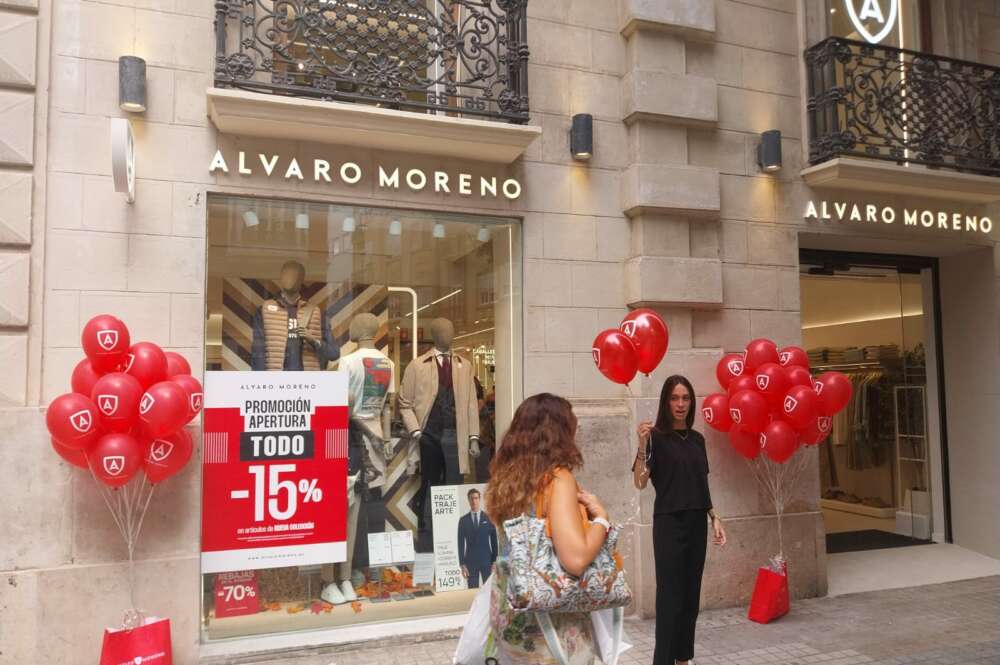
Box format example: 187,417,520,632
782,384,821,430
50,437,89,470
138,381,189,438
715,352,746,390
729,389,769,434
90,372,143,433
744,338,780,372
701,393,733,433
728,427,760,460
170,373,204,424
123,341,168,389
86,432,142,488
46,392,100,450
164,351,192,378
761,419,799,463
778,346,809,369
619,308,669,376
80,314,130,373
813,371,853,416
70,358,103,398
785,364,813,389
799,415,833,446
754,362,790,409
143,428,193,484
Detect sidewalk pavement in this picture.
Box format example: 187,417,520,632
229,575,1000,665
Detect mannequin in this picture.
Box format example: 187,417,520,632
398,318,481,534
322,313,395,604
250,260,336,371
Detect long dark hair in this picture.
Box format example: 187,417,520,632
654,375,696,433
486,393,582,524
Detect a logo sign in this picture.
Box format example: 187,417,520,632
818,416,832,433
756,375,770,390
592,348,601,366
70,409,93,433
103,455,125,476
759,433,768,449
621,321,637,338
97,394,119,416
149,440,174,463
779,351,790,366
730,408,742,424
728,360,744,377
703,407,714,424
783,396,798,413
97,329,119,351
845,0,899,45
813,380,824,395
190,392,204,412
140,393,155,415
122,353,136,372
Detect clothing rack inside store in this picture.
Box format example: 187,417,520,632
811,361,884,372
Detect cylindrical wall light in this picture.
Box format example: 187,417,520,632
757,129,782,172
570,113,593,161
118,56,147,113
433,223,446,239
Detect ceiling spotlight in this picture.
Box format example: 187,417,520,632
342,215,356,233
433,223,446,239
242,209,259,228
295,210,310,230
389,219,403,236
477,225,490,243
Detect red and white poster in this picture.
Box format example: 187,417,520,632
213,570,260,618
201,371,349,573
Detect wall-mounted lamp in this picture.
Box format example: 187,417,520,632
757,129,782,173
118,56,147,113
295,208,310,230
389,219,403,236
433,223,446,239
242,208,259,228
342,215,356,233
570,113,593,161
477,225,490,243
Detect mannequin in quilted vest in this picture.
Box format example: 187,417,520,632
250,260,335,371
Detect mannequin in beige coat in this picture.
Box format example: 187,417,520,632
398,318,480,531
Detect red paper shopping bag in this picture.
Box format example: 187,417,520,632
99,616,172,665
747,561,789,624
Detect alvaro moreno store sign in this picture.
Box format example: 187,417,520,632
209,149,523,200
805,199,994,235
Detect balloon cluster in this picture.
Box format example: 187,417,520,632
47,314,200,487
701,339,852,463
592,308,670,385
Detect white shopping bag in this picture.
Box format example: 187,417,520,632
591,607,632,665
453,582,494,665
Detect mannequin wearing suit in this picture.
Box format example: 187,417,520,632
457,488,497,589
398,318,481,533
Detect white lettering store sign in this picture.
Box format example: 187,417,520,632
805,200,994,236
208,149,522,200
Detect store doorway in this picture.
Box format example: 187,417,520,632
799,250,949,556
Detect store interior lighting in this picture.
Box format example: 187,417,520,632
295,209,310,230
477,225,490,242
389,219,403,236
242,208,259,228
342,215,356,233
433,223,446,239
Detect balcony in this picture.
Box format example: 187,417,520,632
210,0,539,163
803,37,1000,203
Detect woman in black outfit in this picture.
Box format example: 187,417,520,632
632,375,727,665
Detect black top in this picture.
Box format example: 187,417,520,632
634,429,713,516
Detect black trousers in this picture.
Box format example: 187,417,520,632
416,428,461,530
465,562,492,589
652,510,708,664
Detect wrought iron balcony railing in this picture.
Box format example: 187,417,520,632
806,37,1000,176
213,0,530,123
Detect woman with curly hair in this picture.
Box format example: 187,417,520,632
486,393,611,665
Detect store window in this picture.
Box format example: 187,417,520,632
202,196,521,640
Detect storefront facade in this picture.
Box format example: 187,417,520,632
2,0,1000,663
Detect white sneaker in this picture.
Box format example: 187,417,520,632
321,582,347,605
340,580,358,602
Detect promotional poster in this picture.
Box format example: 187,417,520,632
431,483,497,593
201,372,349,573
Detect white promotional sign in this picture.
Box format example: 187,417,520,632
431,483,489,593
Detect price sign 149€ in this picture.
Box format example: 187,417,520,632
201,371,349,574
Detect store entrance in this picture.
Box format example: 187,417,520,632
799,250,947,556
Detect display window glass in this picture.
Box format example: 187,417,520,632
201,195,522,640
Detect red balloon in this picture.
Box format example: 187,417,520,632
71,358,104,397
90,372,143,433
122,341,168,389
51,437,89,469
81,314,130,372
727,374,758,398
782,384,821,429
754,362,791,409
729,427,760,459
715,353,746,390
164,351,192,377
779,346,810,369
138,380,189,437
745,338,780,372
170,374,204,423
143,428,194,484
592,330,639,385
87,432,142,488
701,393,733,432
761,420,800,463
813,372,853,416
46,392,100,450
800,415,833,446
729,389,769,434
619,308,669,376
785,365,813,389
